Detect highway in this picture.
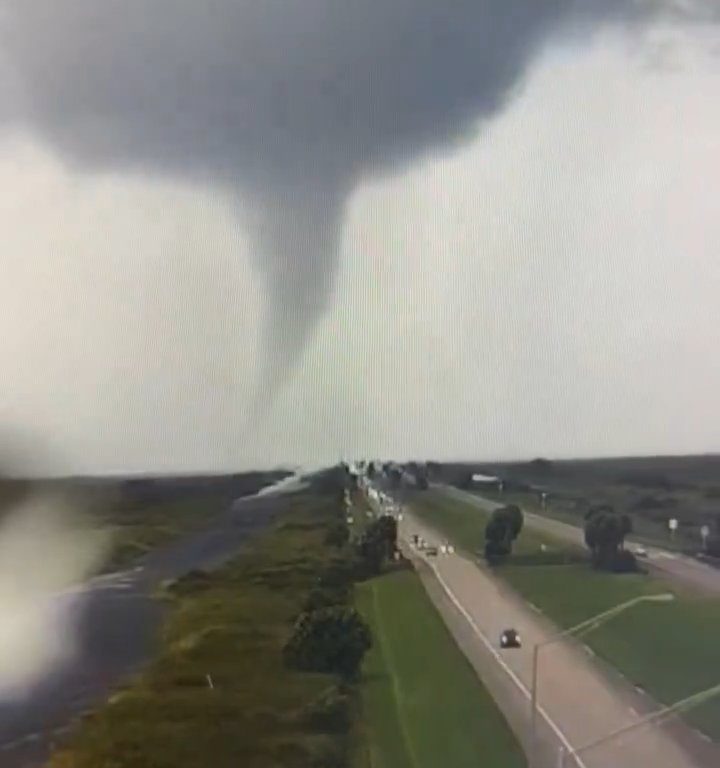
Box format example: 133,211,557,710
0,485,295,768
396,509,719,768
441,484,720,596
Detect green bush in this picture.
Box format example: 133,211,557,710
284,606,372,678
356,515,398,576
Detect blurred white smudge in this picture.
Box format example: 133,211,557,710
0,492,110,701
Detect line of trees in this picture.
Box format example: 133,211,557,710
283,476,375,680
357,515,398,575
283,474,401,681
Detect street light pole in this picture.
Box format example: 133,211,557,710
557,681,720,767
530,593,674,766
531,643,540,745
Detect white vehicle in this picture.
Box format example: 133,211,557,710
634,546,648,558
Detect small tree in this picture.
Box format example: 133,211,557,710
484,510,512,563
357,515,397,574
504,505,524,539
284,606,372,678
584,506,635,570
484,506,523,564
375,515,398,557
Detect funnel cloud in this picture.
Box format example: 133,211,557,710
0,1,716,401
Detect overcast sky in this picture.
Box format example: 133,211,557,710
0,2,719,474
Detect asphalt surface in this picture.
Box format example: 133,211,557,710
441,484,720,596
396,509,719,768
0,488,291,767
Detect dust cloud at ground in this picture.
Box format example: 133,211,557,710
0,490,110,701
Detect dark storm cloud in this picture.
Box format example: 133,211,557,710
0,0,713,395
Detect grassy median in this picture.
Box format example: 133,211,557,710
355,569,526,768
408,489,720,740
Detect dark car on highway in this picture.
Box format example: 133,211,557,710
500,628,522,649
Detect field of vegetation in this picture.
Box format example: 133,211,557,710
407,488,720,740
86,471,290,570
50,478,360,768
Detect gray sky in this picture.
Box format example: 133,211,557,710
0,2,718,473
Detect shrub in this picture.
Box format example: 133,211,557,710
484,506,522,564
283,606,371,678
356,515,398,575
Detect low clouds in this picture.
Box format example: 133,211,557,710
2,0,710,395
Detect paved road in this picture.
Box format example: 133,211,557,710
442,485,720,596
0,487,292,767
396,508,719,768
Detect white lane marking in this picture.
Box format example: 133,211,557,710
411,543,587,768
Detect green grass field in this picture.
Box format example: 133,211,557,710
408,490,720,740
355,569,526,768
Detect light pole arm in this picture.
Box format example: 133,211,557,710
559,682,720,767
537,595,650,651
530,593,673,767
